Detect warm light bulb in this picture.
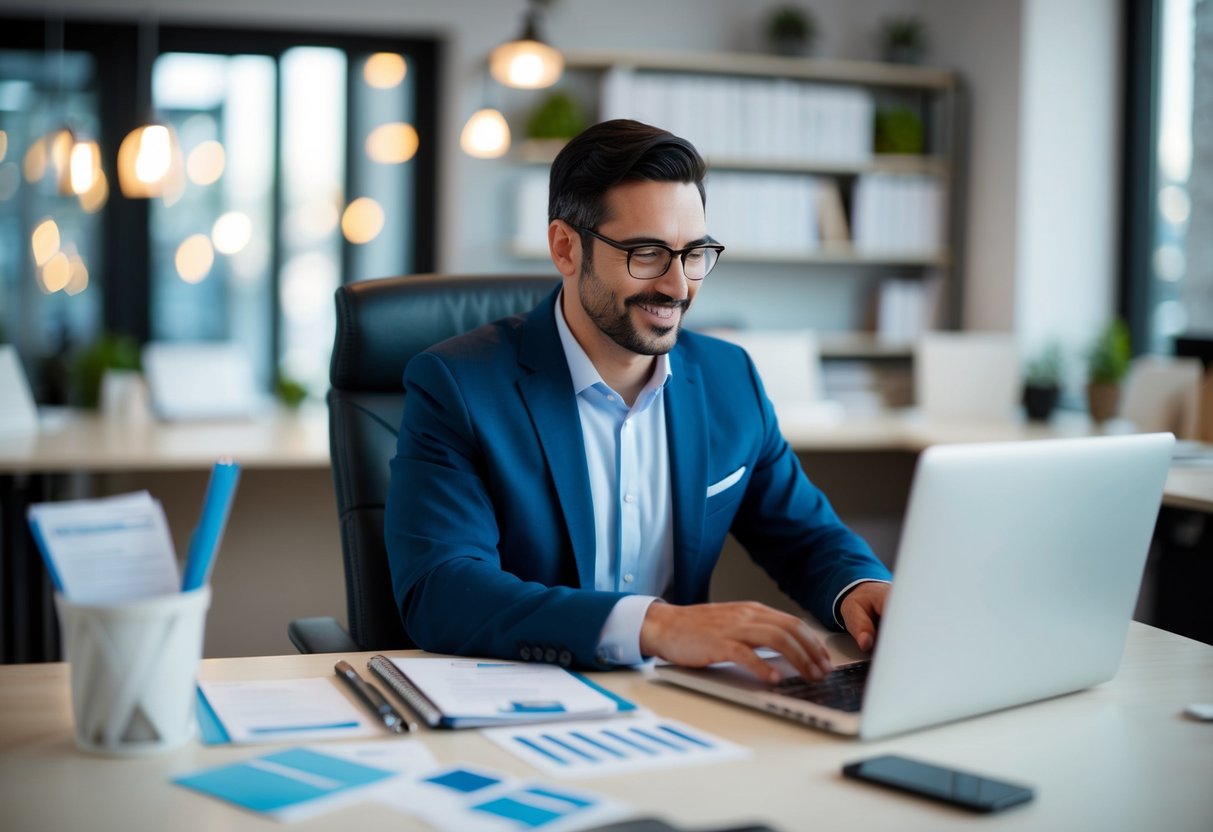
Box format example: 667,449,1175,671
175,234,215,284
31,218,61,266
341,197,385,245
363,53,407,89
69,141,100,195
41,252,71,293
489,39,563,89
366,122,419,164
135,125,172,183
119,123,183,198
460,109,511,159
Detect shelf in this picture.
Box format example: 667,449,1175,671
508,243,949,268
817,334,914,359
515,141,950,178
563,48,957,90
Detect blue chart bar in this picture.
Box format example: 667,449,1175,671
659,723,714,748
515,737,569,766
500,720,735,775
630,727,684,752
571,731,628,759
542,733,599,763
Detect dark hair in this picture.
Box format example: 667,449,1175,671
548,119,707,232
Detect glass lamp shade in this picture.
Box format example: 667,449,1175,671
488,38,563,89
460,108,511,159
118,123,184,198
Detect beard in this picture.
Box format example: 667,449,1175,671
577,259,690,356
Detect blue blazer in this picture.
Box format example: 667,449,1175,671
386,289,891,668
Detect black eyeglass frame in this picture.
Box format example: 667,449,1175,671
571,224,726,280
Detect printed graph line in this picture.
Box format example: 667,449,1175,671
571,731,628,759
541,733,599,763
602,729,657,755
515,736,569,766
658,723,714,748
630,726,685,752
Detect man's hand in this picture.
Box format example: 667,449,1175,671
838,581,890,653
639,601,833,684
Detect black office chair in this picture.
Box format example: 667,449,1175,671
288,273,560,653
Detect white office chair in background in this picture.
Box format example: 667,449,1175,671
1120,355,1203,439
914,332,1021,420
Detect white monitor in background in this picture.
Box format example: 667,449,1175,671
914,332,1021,420
703,328,841,420
142,342,258,421
0,345,38,435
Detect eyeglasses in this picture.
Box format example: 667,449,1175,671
572,225,725,281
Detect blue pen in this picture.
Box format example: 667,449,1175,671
181,459,241,591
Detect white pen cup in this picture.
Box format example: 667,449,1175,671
55,587,211,756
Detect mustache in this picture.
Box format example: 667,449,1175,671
625,292,689,310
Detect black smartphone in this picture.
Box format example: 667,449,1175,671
842,754,1034,813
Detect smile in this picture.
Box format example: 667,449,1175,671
636,303,680,320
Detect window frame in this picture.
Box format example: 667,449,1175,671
0,16,439,375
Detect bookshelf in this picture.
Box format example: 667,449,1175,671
506,48,965,374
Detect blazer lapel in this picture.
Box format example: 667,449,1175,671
665,346,708,603
517,292,597,590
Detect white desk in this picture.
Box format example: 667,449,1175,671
0,623,1210,831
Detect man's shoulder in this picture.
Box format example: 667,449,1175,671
423,312,528,366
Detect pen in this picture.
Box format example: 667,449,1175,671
334,660,415,733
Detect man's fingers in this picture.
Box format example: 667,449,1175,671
725,642,781,684
747,623,827,682
841,603,876,652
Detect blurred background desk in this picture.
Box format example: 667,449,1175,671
3,407,1207,664
0,405,340,663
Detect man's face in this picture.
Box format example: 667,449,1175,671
576,180,706,357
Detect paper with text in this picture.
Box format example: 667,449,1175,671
27,491,179,602
198,678,382,744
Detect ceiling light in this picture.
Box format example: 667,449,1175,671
489,2,563,90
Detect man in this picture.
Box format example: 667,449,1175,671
386,119,891,683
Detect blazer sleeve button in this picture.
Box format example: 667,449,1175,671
543,647,558,663
558,650,572,666
519,646,532,661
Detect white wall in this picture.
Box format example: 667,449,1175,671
1014,0,1122,364
922,0,1025,331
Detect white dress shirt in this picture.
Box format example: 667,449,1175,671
554,294,671,664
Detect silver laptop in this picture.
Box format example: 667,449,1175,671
655,432,1175,740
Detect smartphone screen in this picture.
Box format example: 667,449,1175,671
842,754,1034,813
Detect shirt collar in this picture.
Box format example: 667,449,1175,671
554,289,673,398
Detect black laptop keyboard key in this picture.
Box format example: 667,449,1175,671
771,661,871,713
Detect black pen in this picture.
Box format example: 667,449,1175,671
334,660,416,733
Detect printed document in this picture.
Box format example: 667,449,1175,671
198,678,382,744
27,491,179,602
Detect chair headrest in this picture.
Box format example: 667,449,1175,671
330,274,560,391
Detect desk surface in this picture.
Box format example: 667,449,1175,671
1,622,1210,832
0,405,330,473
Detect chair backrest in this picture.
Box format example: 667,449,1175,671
1120,355,1203,438
328,273,560,649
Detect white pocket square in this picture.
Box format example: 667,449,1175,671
706,466,746,498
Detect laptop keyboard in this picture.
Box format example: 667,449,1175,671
771,661,871,713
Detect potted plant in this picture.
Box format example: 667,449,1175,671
1086,320,1131,423
766,5,817,57
1022,342,1063,422
881,16,927,64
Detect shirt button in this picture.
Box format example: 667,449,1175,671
606,394,616,402
623,573,634,583
624,494,636,504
